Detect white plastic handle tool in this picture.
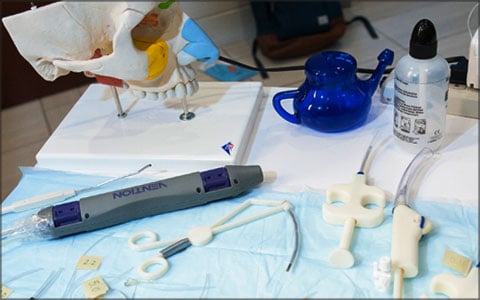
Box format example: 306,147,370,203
329,217,356,268
391,204,432,298
391,205,432,278
137,238,191,281
133,198,297,280
323,173,386,268
211,199,291,235
128,230,183,251
430,265,479,299
2,189,76,214
185,199,291,247
138,256,169,280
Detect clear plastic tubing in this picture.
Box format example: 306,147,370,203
393,147,434,208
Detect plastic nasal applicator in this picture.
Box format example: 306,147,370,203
323,134,386,268
391,147,434,298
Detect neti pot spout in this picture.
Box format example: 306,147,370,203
361,48,394,97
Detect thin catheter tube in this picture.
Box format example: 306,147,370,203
76,163,152,194
393,148,434,208
286,209,300,272
358,132,382,174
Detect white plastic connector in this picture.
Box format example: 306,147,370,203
187,226,213,246
381,70,395,104
466,28,479,89
373,256,392,292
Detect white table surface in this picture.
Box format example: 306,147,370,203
32,83,479,206
247,87,478,206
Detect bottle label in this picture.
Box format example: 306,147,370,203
393,77,448,148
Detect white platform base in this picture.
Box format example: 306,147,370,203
36,81,264,176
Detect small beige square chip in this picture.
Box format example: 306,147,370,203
442,248,472,276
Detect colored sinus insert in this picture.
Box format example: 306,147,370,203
133,36,169,80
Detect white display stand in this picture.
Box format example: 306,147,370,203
36,81,264,176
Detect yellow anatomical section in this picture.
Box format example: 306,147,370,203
133,36,169,80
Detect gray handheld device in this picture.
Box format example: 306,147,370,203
35,165,264,239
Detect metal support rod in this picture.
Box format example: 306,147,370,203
110,86,127,118
179,96,195,121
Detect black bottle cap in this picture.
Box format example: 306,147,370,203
409,19,438,59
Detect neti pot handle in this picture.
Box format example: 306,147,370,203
272,90,301,124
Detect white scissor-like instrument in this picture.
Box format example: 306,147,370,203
128,198,299,280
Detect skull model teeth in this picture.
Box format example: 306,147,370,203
129,79,198,101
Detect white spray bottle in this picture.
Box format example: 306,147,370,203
393,19,450,153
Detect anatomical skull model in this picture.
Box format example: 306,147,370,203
2,1,219,111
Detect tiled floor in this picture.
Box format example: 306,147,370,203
1,1,478,200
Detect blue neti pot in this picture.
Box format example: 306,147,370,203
273,49,394,132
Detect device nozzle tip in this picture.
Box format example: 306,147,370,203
262,171,277,183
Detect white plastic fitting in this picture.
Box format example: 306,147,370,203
373,256,392,292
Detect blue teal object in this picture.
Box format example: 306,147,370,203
273,49,394,132
181,18,219,63
203,63,258,81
